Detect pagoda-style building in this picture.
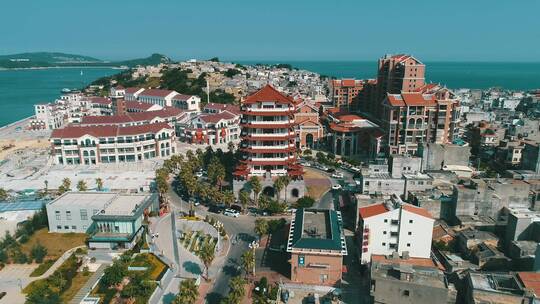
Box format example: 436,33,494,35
233,85,305,202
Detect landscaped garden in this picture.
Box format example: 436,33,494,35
90,251,169,304
180,230,218,258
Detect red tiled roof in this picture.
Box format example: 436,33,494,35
243,85,295,105
51,122,172,138
172,93,195,101
125,87,142,94
518,272,540,297
124,101,157,111
338,114,362,122
386,93,436,107
359,203,388,219
80,107,184,125
414,83,440,93
198,111,237,124
371,254,444,270
204,103,241,115
402,204,433,219
139,89,176,97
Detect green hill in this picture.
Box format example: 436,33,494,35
0,52,172,69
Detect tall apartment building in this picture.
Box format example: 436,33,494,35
357,198,434,264
381,86,461,155
330,79,364,110
50,122,175,165
233,85,305,202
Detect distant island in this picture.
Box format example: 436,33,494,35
0,52,172,69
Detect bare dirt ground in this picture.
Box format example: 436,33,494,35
303,168,331,200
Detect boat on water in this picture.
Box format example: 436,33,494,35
61,88,71,93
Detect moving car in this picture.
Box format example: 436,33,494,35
223,209,240,217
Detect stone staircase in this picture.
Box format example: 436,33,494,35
69,264,107,304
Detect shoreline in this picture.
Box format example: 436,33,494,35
0,66,127,71
0,115,34,131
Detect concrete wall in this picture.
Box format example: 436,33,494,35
421,143,471,171
47,203,97,233
371,277,455,304
290,252,343,286
361,176,405,196
390,155,422,178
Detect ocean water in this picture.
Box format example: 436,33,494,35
1,62,540,127
0,68,118,127
241,61,540,91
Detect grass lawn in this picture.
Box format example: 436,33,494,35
21,228,87,260
130,253,168,280
29,259,57,277
60,271,93,303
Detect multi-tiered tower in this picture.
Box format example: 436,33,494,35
233,85,305,202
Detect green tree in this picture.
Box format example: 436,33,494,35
254,218,268,239
30,242,48,263
281,176,291,203
222,190,235,207
239,190,250,213
100,260,127,288
0,188,7,201
95,178,104,191
227,141,236,153
227,276,247,303
273,177,285,202
174,278,199,304
76,180,87,192
58,178,71,194
241,250,255,278
249,176,262,208
294,196,315,209
198,241,215,281
207,156,225,190
25,280,61,304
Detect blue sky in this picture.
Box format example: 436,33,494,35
1,0,539,61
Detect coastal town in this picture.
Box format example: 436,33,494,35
1,54,540,304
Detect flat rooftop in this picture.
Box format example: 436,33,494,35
49,192,117,209
101,194,148,216
287,208,347,254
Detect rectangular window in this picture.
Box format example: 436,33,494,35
55,211,61,220
409,220,413,224
80,209,88,221
382,242,386,246
407,243,411,247
66,211,72,220
72,226,77,230
57,225,62,230
383,231,387,234
408,232,412,235
64,226,69,230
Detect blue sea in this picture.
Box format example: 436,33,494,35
1,62,540,127
0,68,118,127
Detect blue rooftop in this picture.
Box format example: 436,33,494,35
0,200,47,212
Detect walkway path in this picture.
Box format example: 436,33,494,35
69,264,108,304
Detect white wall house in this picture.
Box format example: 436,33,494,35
358,198,434,264
172,94,201,112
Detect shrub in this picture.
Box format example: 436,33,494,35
30,243,48,263
294,196,315,209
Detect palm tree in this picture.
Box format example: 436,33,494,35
273,178,284,202
174,278,199,304
222,190,235,207
249,176,262,208
59,178,71,194
43,180,49,195
198,241,215,281
254,218,268,240
77,180,88,192
95,178,103,191
228,276,247,302
281,176,291,203
239,190,250,214
241,250,255,277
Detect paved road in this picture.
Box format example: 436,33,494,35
166,185,256,304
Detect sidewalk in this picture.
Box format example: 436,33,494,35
69,264,108,304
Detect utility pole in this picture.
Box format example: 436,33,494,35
206,79,210,104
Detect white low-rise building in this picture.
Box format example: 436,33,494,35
357,197,434,264
50,122,176,165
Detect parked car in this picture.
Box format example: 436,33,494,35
195,171,204,178
231,204,243,213
331,172,344,179
224,209,240,217
208,205,224,214
332,184,342,190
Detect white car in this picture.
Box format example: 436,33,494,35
331,172,344,179
223,209,240,217
332,184,342,190
195,171,203,178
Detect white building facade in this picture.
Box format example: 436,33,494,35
358,199,434,264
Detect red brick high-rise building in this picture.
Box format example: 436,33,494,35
330,79,365,111
233,85,305,202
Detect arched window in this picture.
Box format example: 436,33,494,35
90,150,95,156
83,151,89,157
